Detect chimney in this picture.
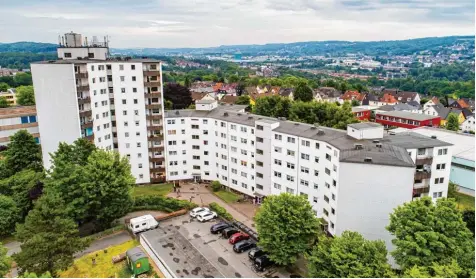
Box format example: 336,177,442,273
364,157,373,163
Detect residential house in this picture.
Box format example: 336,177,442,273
278,88,294,100
249,91,279,106
340,90,363,104
449,98,474,111
423,97,440,111
219,95,238,105
314,87,342,103
461,114,475,132
379,93,398,105
361,93,380,106
191,92,215,103
352,107,371,121
461,98,475,111
433,106,465,126
385,89,421,104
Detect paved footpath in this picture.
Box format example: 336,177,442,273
168,182,256,228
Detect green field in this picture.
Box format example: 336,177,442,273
214,190,241,203
454,192,475,210
132,183,174,197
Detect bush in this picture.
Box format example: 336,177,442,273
209,202,233,221
210,181,221,192
132,195,196,213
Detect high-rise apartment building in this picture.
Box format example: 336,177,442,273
31,32,165,183
164,100,452,256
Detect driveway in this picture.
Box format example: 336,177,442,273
74,230,132,258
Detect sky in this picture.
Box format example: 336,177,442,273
0,0,474,48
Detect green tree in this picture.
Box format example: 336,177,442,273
165,99,173,110
210,180,221,192
0,195,19,236
235,95,250,105
351,99,360,107
387,197,474,277
184,76,191,88
164,83,193,109
462,209,475,236
253,95,291,118
1,130,42,178
445,113,459,131
14,191,87,276
403,261,462,278
0,243,11,278
0,96,9,108
13,73,32,87
293,82,313,102
255,193,321,265
307,231,393,278
0,82,9,91
15,85,35,106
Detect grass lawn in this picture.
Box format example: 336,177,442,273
454,192,475,210
214,190,241,203
132,183,174,197
59,240,139,278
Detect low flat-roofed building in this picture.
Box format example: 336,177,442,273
0,106,39,145
376,110,440,129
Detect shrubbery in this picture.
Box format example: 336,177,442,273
210,181,221,192
209,202,233,221
132,195,196,213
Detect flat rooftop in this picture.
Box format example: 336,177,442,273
377,110,439,121
31,58,161,64
0,106,36,119
348,122,382,129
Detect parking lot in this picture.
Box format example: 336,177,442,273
141,214,287,278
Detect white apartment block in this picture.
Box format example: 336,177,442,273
164,101,453,255
31,33,165,184
0,106,39,145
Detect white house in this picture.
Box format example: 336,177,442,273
461,114,475,132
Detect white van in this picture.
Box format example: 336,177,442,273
129,214,159,234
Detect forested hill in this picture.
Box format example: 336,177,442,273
0,42,57,53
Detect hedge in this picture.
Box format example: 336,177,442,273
209,202,234,221
132,195,197,213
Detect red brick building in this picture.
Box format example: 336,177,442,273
376,111,440,129
352,107,371,121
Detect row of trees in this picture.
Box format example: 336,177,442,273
253,95,358,129
0,131,135,276
255,194,475,278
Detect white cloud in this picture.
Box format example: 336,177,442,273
0,0,473,47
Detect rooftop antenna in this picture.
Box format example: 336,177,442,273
58,35,61,46
85,36,88,47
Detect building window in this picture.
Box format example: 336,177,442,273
436,163,446,170
438,148,448,155
132,76,136,81
287,162,295,169
274,147,282,153
434,177,444,184
301,167,309,174
287,150,295,156
286,187,294,194
313,197,318,203
417,148,426,155
275,134,282,140
274,183,281,190
300,179,309,186
286,175,294,182
326,153,331,161
314,183,318,189
257,125,264,130
119,65,124,70
432,191,443,198
287,137,295,143
138,163,143,169
315,143,320,149
274,171,281,178
325,168,331,175
324,195,329,203
301,140,310,147
274,159,282,165
301,153,310,160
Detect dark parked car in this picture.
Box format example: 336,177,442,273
210,222,230,234
233,239,256,253
248,247,266,261
221,227,239,238
253,255,273,272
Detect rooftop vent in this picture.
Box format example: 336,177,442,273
431,135,437,139
373,140,380,143
175,111,180,115
364,157,373,162
310,126,317,130
354,144,364,150
317,129,325,135
278,117,286,121
389,132,396,135
237,113,241,116
376,143,382,148
223,112,228,116
294,123,299,126
248,116,253,120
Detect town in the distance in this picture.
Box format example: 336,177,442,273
0,31,474,279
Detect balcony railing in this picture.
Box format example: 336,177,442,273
144,81,161,87
84,134,94,142
143,71,160,76
145,104,161,109
149,146,164,152
76,85,90,92
414,171,431,180
75,72,88,79
81,121,93,129
146,115,162,120
149,157,165,163
145,93,161,98
77,97,91,105
150,177,166,183
413,186,430,195
150,167,165,173
79,110,92,118
147,125,162,131
415,157,433,165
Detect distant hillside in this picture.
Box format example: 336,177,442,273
0,42,57,53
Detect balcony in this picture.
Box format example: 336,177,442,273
80,121,93,129
415,157,433,165
143,71,160,76
77,97,91,105
75,72,88,79
79,110,92,118
414,170,431,180
150,177,166,183
144,93,161,98
84,134,94,142
76,85,90,92
148,135,164,141
146,115,162,120
149,146,164,152
149,157,165,163
413,186,430,195
150,167,166,173
145,104,161,109
147,125,162,131
144,81,161,87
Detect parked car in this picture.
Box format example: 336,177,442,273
253,255,273,272
197,211,217,222
233,239,256,253
190,207,210,218
221,227,239,239
229,232,250,244
210,222,231,234
248,247,266,261
128,214,159,234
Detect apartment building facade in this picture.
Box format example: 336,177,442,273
376,110,441,129
0,106,39,145
31,33,165,183
164,102,452,255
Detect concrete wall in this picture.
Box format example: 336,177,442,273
450,156,475,196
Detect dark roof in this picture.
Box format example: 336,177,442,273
126,247,147,262
279,88,294,97
433,106,462,120
378,105,395,112
316,87,341,98
383,132,453,149
377,110,439,121
462,108,473,118
407,100,422,109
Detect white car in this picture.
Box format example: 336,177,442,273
197,211,218,222
190,207,210,217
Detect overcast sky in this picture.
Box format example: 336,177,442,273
0,0,474,48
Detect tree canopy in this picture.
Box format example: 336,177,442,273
255,193,321,265
293,82,313,102
0,97,9,108
235,95,250,105
1,130,42,179
0,195,19,236
387,197,474,277
16,85,35,106
307,231,393,278
445,113,459,131
163,83,193,109
0,243,11,278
